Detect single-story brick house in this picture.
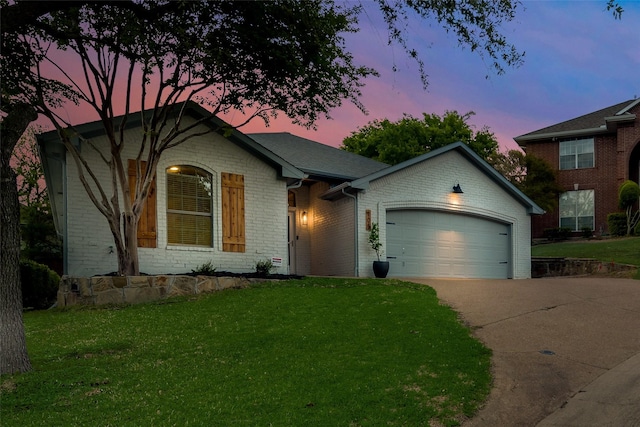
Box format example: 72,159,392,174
514,98,640,238
39,102,542,279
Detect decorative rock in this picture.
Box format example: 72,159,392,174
91,277,114,292
124,286,163,304
168,276,197,297
197,276,217,293
59,276,71,293
129,276,151,288
218,277,249,290
153,275,172,288
112,277,128,288
531,257,637,278
57,290,67,307
57,274,273,307
64,291,78,306
74,277,92,297
94,288,124,305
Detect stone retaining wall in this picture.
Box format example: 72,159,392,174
58,275,253,307
532,257,638,278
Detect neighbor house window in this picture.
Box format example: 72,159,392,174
559,138,594,170
559,190,594,231
166,165,213,246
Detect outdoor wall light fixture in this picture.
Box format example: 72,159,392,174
301,211,308,225
452,182,464,194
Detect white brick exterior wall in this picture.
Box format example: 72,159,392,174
64,129,532,279
308,182,355,276
64,119,289,276
356,150,533,279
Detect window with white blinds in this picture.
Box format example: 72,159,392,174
559,138,594,170
166,166,213,246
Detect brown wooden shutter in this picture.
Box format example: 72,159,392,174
221,172,245,252
128,159,157,248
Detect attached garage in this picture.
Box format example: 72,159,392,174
386,210,511,279
322,142,544,279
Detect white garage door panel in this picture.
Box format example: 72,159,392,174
386,210,510,279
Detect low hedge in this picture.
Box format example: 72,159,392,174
20,259,60,310
607,212,628,236
543,227,572,241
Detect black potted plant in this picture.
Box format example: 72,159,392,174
368,222,389,278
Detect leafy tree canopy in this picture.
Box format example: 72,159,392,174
4,0,376,129
1,0,530,277
618,180,640,210
618,180,640,236
11,125,49,213
492,150,563,213
341,111,500,165
2,0,379,276
10,125,62,264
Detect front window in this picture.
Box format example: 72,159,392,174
559,190,594,231
559,138,594,170
166,165,213,246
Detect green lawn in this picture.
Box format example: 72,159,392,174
531,236,640,266
1,278,491,427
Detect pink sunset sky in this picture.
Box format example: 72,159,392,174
44,1,639,153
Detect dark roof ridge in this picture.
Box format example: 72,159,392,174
248,132,389,181
515,98,637,141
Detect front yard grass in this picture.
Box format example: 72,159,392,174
531,236,640,266
1,278,491,427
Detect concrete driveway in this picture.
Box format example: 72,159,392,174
405,277,640,426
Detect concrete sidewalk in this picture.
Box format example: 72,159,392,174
537,352,640,426
407,277,640,426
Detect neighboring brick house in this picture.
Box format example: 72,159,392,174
40,102,542,279
515,99,640,238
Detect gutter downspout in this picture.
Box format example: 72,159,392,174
341,187,358,277
286,179,304,190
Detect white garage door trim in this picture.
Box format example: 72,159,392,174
386,209,512,279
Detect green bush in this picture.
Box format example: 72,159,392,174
20,259,60,310
581,227,593,238
607,212,628,236
255,259,273,277
192,261,217,275
543,227,572,241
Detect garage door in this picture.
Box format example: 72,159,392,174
386,210,511,279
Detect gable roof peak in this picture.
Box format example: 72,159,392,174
514,98,637,144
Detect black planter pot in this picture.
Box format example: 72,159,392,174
372,261,390,278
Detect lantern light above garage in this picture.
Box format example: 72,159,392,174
452,182,463,194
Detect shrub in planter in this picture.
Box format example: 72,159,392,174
368,222,389,278
192,261,217,275
20,259,60,310
581,227,593,238
255,259,273,277
543,227,572,241
607,212,627,237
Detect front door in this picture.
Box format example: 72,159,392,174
287,210,297,274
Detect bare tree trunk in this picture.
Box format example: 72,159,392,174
114,214,139,276
122,213,139,276
1,103,37,375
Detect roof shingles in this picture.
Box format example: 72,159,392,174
516,99,636,140
249,132,388,181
